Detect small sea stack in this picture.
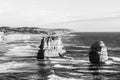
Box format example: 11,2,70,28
37,35,66,59
89,41,108,64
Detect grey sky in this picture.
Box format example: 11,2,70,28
0,0,120,31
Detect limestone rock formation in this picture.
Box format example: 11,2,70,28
89,41,108,64
0,32,4,41
37,35,66,59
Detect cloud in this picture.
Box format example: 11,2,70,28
0,0,120,32
0,7,71,27
43,16,120,31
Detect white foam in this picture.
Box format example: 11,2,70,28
5,45,37,57
68,72,83,76
49,58,70,61
108,47,120,51
0,61,37,73
77,70,120,73
110,57,120,62
48,74,82,80
8,45,32,51
105,60,114,65
67,50,88,52
68,34,77,37
71,59,89,63
53,64,73,69
73,46,90,48
99,70,120,73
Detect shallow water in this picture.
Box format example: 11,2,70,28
0,33,120,80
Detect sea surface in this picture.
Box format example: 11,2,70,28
0,32,120,80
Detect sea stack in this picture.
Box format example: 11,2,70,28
37,35,66,59
89,41,108,64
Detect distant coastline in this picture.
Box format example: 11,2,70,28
0,26,73,35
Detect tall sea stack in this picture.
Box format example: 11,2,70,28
37,35,66,59
89,41,108,64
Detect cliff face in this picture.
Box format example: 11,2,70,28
0,32,4,41
0,26,72,43
37,35,66,59
89,41,108,64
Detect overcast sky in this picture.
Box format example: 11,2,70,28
0,0,120,31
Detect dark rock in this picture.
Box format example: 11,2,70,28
37,50,45,59
89,41,108,64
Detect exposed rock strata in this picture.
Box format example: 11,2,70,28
37,35,66,59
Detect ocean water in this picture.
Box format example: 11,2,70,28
0,32,120,80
